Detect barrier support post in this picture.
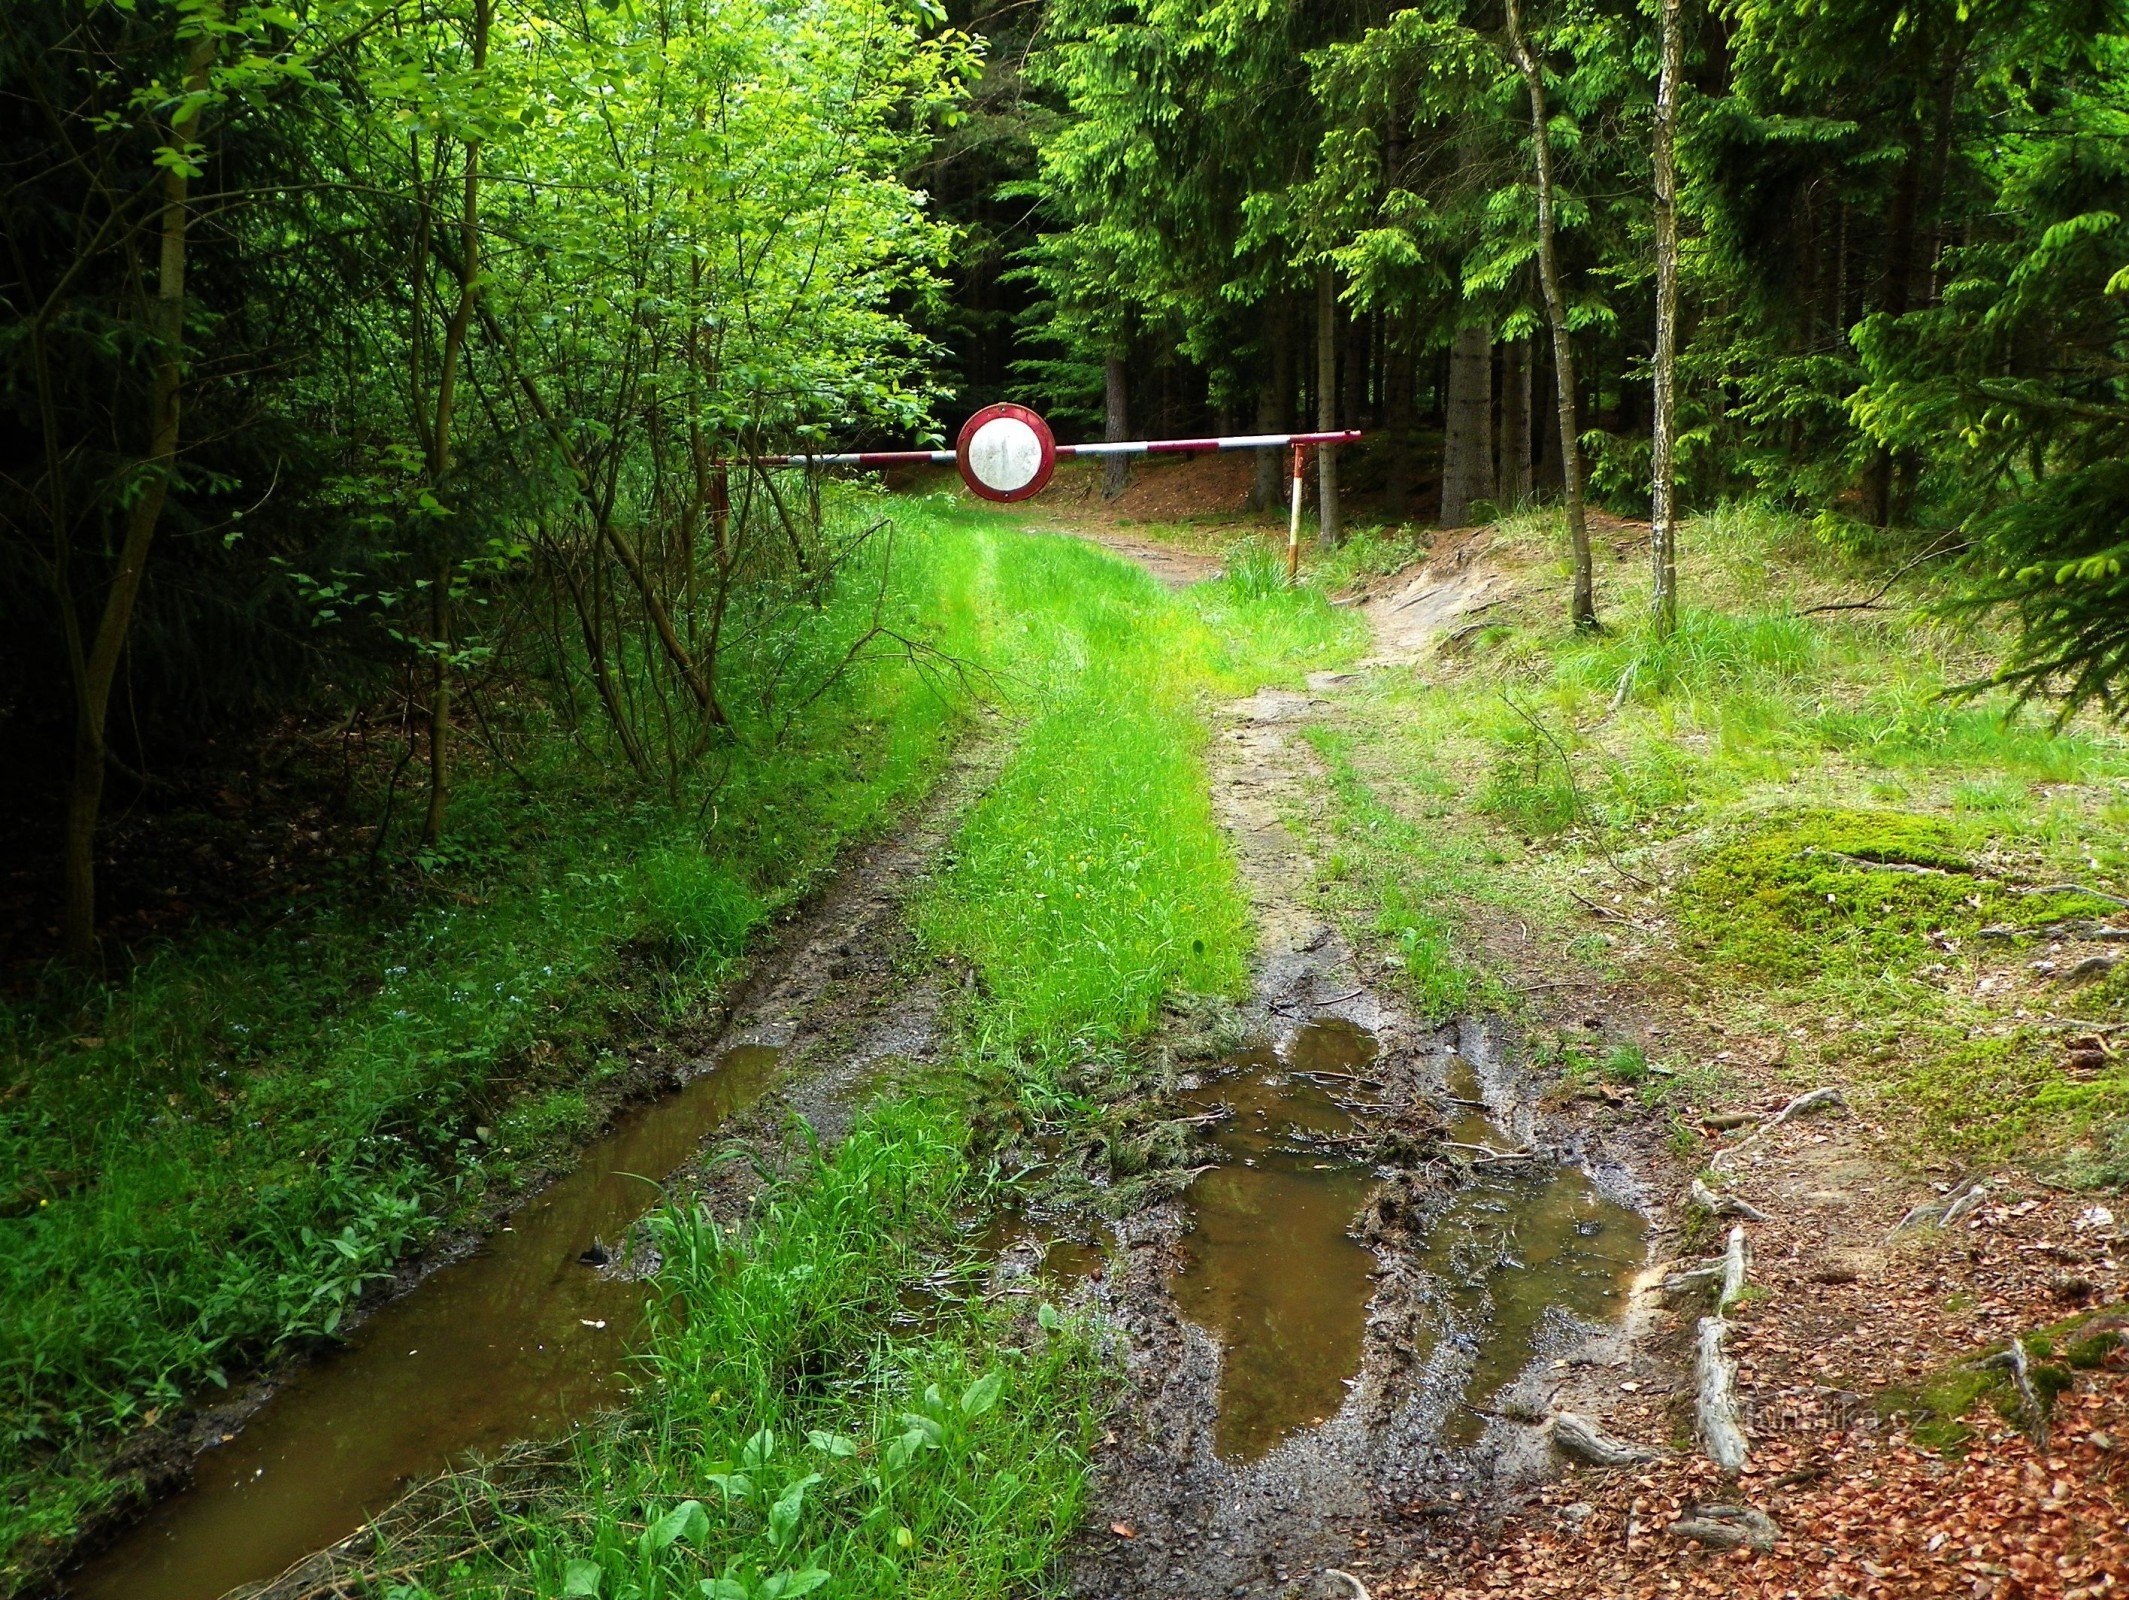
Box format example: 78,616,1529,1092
1287,443,1310,585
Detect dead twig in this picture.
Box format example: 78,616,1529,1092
2018,882,2129,910
1800,534,1970,615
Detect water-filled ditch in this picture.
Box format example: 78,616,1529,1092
69,1045,782,1600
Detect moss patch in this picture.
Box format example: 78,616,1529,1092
1676,808,2107,982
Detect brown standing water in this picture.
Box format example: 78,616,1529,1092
1169,1022,1379,1462
69,1044,782,1600
1433,1059,1643,1445
1168,1021,1642,1462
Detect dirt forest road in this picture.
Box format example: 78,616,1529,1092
69,503,2128,1600
1051,512,2129,1600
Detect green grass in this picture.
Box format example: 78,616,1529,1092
1302,499,2129,1168
373,1096,1099,1600
338,504,1359,1595
0,498,997,1574
911,504,1360,1056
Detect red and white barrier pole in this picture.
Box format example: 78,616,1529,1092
748,430,1361,469
742,407,1361,587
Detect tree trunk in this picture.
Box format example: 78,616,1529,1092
420,0,491,846
1342,307,1367,431
1533,336,1565,494
1649,0,1683,638
1103,349,1129,499
1506,0,1597,630
1315,266,1341,547
1383,321,1417,514
61,20,219,964
1497,336,1532,508
1440,320,1494,527
1252,302,1293,510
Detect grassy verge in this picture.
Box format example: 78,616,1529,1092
374,1095,1102,1600
1300,502,2129,1177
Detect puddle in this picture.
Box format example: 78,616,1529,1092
1166,1023,1643,1465
69,1045,782,1600
1169,1023,1379,1463
1432,1062,1642,1445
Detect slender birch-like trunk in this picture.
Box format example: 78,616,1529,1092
1650,0,1683,638
61,17,220,962
1505,0,1598,630
1315,265,1341,548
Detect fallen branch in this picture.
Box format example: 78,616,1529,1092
2017,883,2129,909
1441,1140,1540,1162
1799,533,1969,616
1550,1410,1666,1467
1500,690,1654,889
1666,1505,1781,1552
1566,888,1656,931
1692,1174,1770,1223
1702,1111,1759,1131
1826,852,1952,876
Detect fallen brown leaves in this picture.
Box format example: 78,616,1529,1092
1381,1368,2126,1600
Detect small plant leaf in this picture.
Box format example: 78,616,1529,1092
959,1371,1003,1417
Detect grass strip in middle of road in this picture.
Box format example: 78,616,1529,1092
353,503,1361,1600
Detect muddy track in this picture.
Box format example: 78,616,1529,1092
653,721,1010,1221
1068,677,1662,1597
58,725,1008,1600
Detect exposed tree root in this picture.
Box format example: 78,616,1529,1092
1696,1225,1751,1473
1666,1504,1781,1552
1980,1336,2049,1446
1691,1174,1768,1222
1710,1086,1845,1176
1325,1568,1373,1600
1550,1410,1666,1467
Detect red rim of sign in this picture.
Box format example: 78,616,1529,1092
955,403,1056,503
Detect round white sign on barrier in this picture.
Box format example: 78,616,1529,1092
956,403,1056,502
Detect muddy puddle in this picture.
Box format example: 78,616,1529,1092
1426,1059,1643,1446
1167,1021,1641,1465
69,1044,781,1600
1170,1021,1379,1462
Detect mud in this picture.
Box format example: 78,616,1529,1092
67,1046,782,1600
1170,1035,1380,1462
1066,678,1659,1600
